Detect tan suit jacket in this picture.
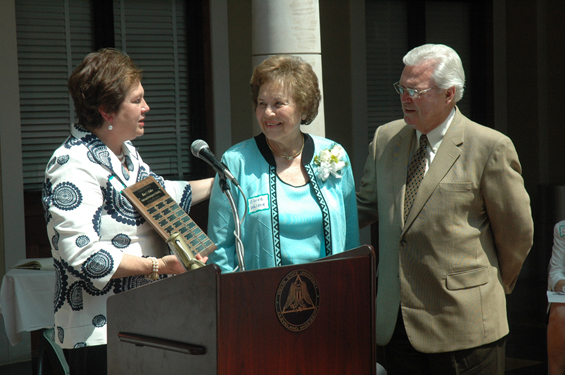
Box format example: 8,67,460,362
357,109,534,353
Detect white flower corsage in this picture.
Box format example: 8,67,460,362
313,144,348,182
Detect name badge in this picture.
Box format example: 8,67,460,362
248,194,270,214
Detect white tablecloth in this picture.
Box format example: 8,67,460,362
0,268,55,346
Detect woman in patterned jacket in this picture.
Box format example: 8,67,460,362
42,48,212,374
207,55,360,272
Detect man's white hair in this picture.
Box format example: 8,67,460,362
403,44,466,102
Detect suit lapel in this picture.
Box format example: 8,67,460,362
402,111,465,232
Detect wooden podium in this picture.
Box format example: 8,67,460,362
107,245,376,374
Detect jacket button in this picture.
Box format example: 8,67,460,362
400,240,407,247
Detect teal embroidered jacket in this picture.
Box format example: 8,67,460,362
207,133,360,272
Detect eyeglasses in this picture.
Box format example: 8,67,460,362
393,82,437,98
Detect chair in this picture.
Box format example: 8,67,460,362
37,327,70,375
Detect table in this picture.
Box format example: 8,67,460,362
0,268,55,346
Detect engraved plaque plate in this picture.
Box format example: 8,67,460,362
122,176,216,257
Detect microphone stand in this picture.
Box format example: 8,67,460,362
218,176,245,271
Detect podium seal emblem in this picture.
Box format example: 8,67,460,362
275,269,320,331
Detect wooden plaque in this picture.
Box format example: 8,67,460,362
122,176,216,257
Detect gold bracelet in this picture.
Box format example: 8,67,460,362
147,257,159,280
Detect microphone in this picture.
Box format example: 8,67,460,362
191,140,239,186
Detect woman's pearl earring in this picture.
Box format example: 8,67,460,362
108,124,113,131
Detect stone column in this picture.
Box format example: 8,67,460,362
251,0,325,137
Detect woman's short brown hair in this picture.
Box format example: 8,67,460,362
67,48,142,131
250,55,321,125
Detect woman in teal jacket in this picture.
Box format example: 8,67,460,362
207,55,359,272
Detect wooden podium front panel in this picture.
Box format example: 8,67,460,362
107,265,222,374
217,248,376,375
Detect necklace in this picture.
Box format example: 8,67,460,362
267,135,304,160
116,151,124,163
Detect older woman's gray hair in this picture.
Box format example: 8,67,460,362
403,44,466,103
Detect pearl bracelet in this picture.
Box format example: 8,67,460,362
147,257,159,280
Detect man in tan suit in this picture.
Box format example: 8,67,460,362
357,44,534,374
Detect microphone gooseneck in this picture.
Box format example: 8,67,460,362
190,140,239,187
191,139,246,271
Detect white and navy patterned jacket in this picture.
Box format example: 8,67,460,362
42,124,193,349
